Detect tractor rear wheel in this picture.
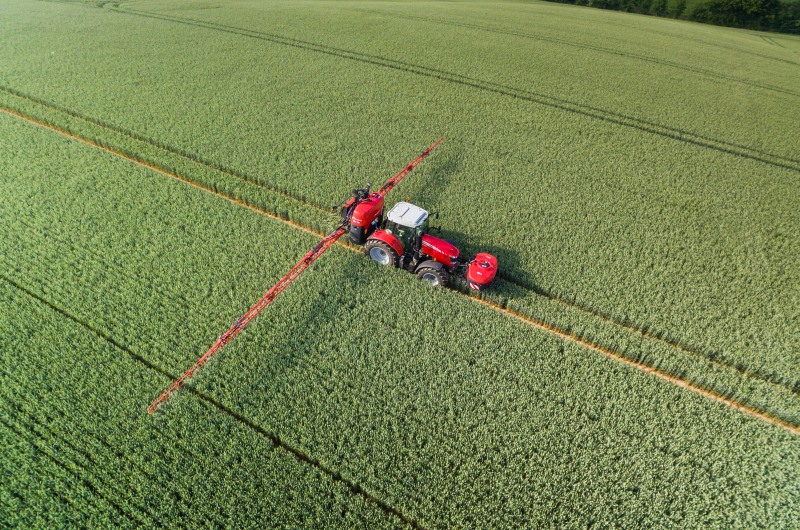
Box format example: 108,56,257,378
365,240,398,267
416,263,449,287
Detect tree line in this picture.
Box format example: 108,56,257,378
548,0,800,33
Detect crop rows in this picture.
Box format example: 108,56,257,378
351,7,800,99
3,91,798,430
0,283,403,529
111,4,800,171
2,0,797,407
3,111,800,527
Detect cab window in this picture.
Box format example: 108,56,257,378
418,218,429,235
393,224,413,250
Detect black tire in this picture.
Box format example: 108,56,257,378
415,261,449,287
364,239,398,267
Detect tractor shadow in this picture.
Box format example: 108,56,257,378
434,227,535,302
405,145,535,301
404,144,463,208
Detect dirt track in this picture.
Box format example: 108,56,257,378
2,103,797,436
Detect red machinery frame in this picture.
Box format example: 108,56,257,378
148,138,444,414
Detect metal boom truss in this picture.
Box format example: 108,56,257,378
147,137,443,413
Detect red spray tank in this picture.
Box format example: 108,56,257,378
466,253,498,290
147,136,498,415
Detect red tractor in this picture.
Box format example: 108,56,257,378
148,137,496,414
340,186,498,290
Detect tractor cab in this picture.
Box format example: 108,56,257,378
383,202,429,253
362,201,497,291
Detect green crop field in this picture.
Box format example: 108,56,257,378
1,0,798,528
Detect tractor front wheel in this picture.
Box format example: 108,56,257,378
416,262,449,287
365,240,398,267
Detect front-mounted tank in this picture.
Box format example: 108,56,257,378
358,201,499,291
466,253,498,290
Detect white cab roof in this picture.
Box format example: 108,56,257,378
386,202,428,228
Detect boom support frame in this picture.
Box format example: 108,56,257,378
148,137,443,414
147,227,346,414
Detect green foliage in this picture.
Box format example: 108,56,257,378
689,0,782,28
1,0,799,527
653,0,670,15
2,112,799,528
555,0,800,30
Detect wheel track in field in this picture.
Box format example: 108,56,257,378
605,19,800,66
2,103,798,436
0,276,428,529
1,274,770,514
0,416,150,528
0,330,209,497
3,87,799,400
0,105,326,238
471,296,800,437
101,5,800,172
0,216,229,366
0,425,132,528
356,8,800,99
0,424,120,528
0,402,168,528
0,85,328,215
758,35,786,49
0,368,228,527
494,269,800,397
